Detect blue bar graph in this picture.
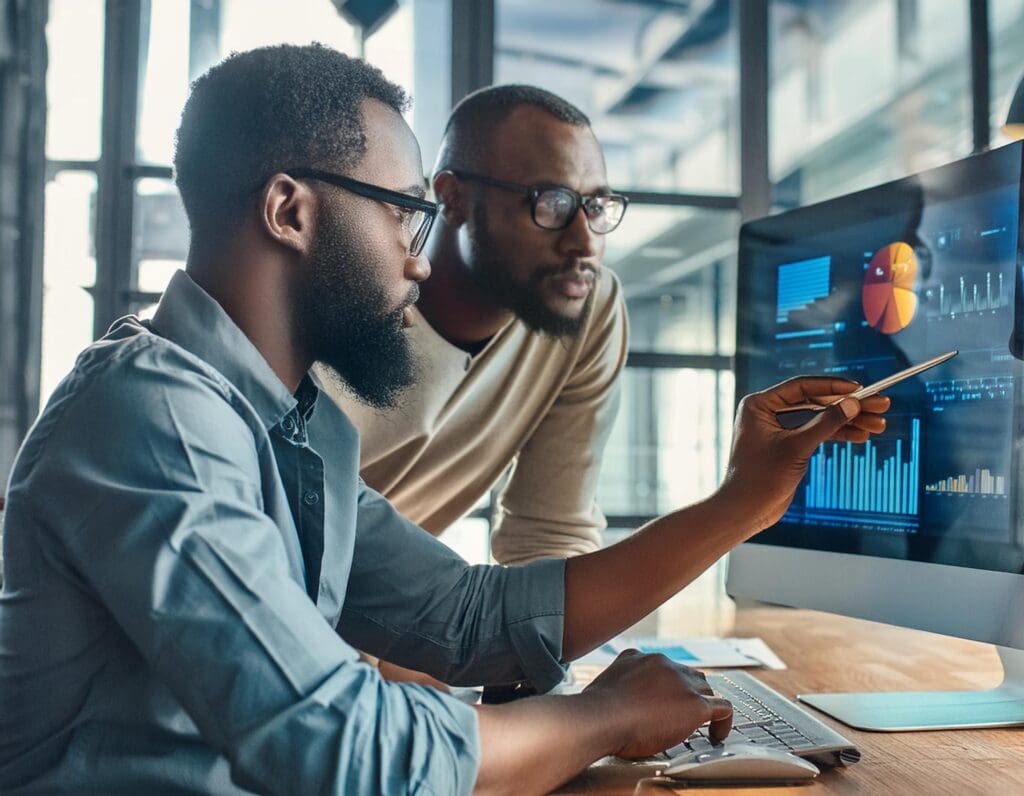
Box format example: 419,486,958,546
804,418,920,515
776,256,831,322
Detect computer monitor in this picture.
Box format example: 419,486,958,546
729,142,1024,731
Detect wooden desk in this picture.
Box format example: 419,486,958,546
559,606,1024,795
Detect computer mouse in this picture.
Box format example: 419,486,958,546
658,742,820,783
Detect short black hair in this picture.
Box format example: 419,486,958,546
434,84,590,174
173,43,409,239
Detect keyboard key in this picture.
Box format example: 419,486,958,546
665,741,691,758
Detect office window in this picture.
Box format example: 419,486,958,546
40,1,105,402
133,177,188,309
598,366,733,518
610,205,738,356
990,0,1024,148
769,0,972,207
40,173,98,401
495,0,739,194
45,0,104,161
136,0,362,166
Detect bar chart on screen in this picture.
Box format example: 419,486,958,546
776,255,831,323
786,417,921,532
925,469,1007,496
925,271,1012,319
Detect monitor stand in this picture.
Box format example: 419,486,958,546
797,646,1024,731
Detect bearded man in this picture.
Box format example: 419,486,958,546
325,85,630,565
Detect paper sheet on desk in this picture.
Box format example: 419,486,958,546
575,636,787,670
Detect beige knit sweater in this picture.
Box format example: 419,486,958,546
319,270,628,564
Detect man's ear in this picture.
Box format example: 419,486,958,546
432,171,469,227
259,173,316,255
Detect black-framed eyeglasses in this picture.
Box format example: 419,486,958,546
281,167,438,257
449,169,628,234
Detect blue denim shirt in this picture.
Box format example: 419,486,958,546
0,270,567,794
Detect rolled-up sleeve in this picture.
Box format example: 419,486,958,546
29,342,481,795
339,483,568,691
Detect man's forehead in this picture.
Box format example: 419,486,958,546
485,106,608,188
352,98,424,190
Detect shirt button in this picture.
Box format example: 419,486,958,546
282,417,296,434
303,489,320,506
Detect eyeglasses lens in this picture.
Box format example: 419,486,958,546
586,196,626,233
534,188,625,233
534,189,578,229
409,211,433,257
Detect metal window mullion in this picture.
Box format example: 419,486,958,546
969,0,991,153
94,0,143,339
452,0,494,104
626,352,732,371
45,160,100,179
713,260,724,483
736,0,770,222
625,191,739,210
1,0,48,470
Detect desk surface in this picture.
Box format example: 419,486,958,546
559,606,1024,795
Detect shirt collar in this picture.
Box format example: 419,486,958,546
147,269,300,430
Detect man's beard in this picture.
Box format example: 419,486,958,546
298,203,417,409
467,203,595,339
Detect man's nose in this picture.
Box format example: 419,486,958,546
558,206,601,258
406,251,431,283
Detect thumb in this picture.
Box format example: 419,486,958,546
801,396,860,447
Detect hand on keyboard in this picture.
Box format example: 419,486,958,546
662,671,861,769
581,649,734,760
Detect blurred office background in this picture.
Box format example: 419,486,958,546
2,0,1021,628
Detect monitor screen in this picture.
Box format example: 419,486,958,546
736,142,1024,576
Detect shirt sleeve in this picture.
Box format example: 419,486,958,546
338,481,568,693
28,341,480,795
489,271,630,564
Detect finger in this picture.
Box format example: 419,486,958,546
765,377,861,406
859,394,891,414
702,696,734,743
691,676,715,696
794,397,862,450
849,414,887,434
830,427,873,444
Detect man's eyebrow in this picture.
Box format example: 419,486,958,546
531,178,614,194
400,183,427,198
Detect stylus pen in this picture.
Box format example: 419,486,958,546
775,350,958,429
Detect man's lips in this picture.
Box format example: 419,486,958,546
548,269,596,300
402,305,415,327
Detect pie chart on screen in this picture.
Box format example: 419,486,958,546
863,242,918,334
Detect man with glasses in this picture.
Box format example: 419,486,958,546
0,45,888,795
324,86,631,569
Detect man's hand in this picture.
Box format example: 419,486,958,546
717,377,890,532
559,377,891,680
582,649,732,759
472,650,733,795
